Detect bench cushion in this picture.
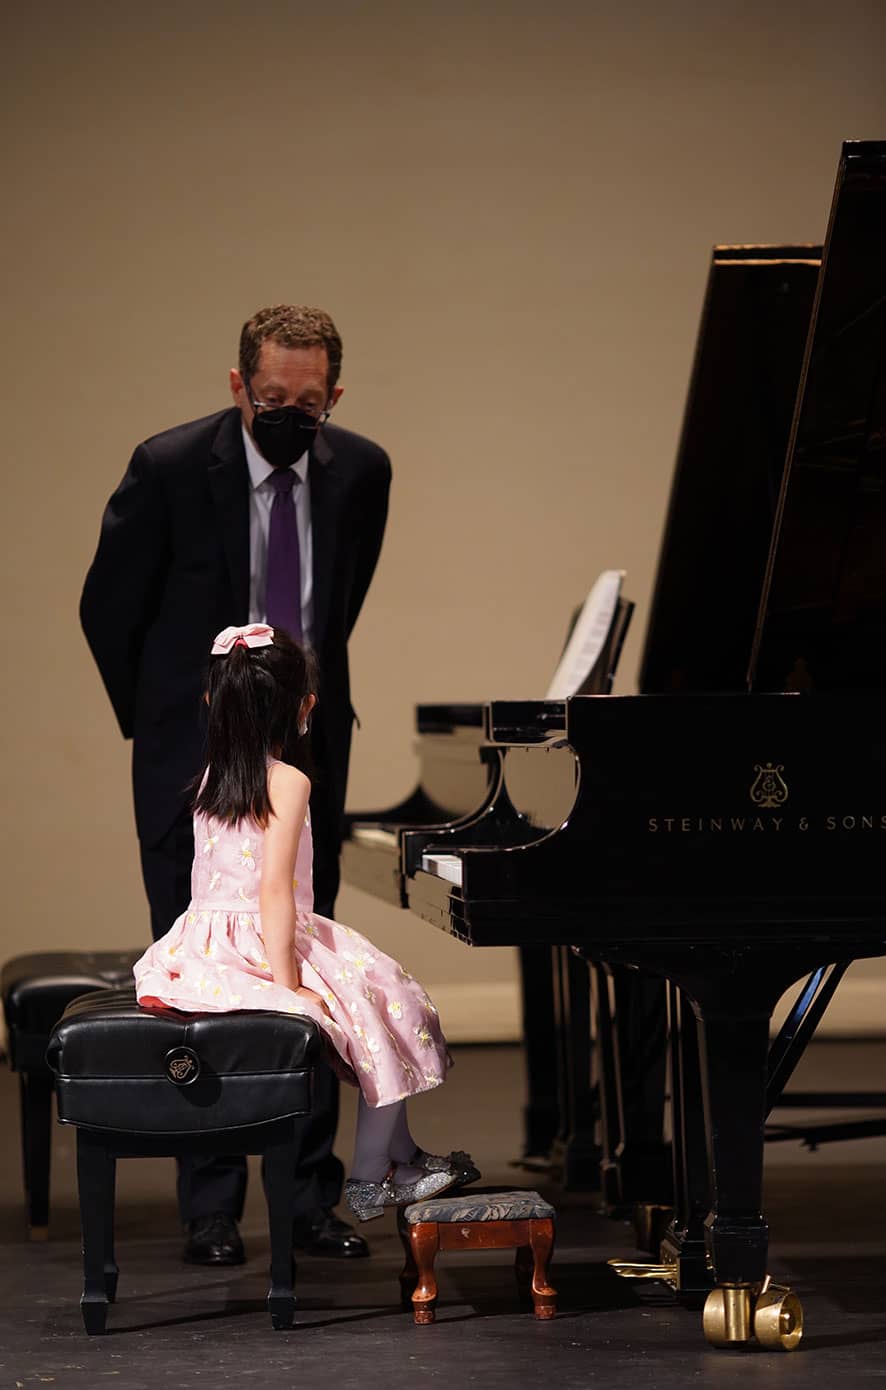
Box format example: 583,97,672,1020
403,1189,555,1224
2,950,143,1070
46,988,323,1135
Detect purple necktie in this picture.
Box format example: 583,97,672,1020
265,468,303,641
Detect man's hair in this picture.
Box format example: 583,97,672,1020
238,304,343,390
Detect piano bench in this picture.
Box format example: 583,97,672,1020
397,1189,557,1324
1,948,144,1238
46,989,323,1335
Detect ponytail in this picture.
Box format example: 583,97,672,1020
193,627,318,827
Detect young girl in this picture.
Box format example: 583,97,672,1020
134,623,477,1220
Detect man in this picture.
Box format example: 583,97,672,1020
81,305,391,1264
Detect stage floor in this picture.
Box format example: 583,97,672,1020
1,1040,885,1387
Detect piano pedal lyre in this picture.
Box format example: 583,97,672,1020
702,1276,803,1352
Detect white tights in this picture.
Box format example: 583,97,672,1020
350,1095,422,1183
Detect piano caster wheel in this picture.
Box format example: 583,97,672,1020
753,1285,803,1352
703,1282,803,1351
702,1285,753,1347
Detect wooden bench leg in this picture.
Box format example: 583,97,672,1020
528,1218,557,1319
263,1125,299,1330
20,1071,53,1239
76,1130,116,1334
515,1244,533,1307
409,1223,440,1324
397,1211,419,1310
103,1154,119,1303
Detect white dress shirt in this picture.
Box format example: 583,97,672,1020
242,423,314,642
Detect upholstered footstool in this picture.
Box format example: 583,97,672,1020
397,1189,557,1324
46,987,323,1335
1,949,143,1237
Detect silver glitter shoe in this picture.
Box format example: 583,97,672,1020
416,1148,482,1186
344,1166,458,1223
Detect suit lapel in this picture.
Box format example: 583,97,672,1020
208,411,251,622
310,430,342,648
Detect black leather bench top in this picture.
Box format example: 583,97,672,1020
2,950,144,1028
47,988,324,1135
2,950,145,1070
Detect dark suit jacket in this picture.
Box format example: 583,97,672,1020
81,407,391,854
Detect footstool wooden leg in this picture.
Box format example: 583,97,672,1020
21,1072,53,1239
528,1218,557,1319
397,1210,419,1310
76,1131,115,1334
515,1244,533,1307
263,1127,298,1330
409,1223,440,1324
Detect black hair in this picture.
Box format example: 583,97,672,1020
193,628,319,828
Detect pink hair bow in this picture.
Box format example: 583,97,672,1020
210,623,275,655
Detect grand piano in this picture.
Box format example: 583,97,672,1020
344,140,886,1348
399,141,886,1349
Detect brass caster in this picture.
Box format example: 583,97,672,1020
753,1285,803,1352
702,1285,753,1347
608,1258,677,1289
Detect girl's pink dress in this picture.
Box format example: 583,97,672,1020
133,770,450,1108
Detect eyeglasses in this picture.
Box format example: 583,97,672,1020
245,377,332,426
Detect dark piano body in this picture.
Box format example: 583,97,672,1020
402,141,886,1347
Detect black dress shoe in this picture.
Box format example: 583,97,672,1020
293,1210,370,1258
183,1212,246,1266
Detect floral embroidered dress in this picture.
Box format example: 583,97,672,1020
133,766,450,1108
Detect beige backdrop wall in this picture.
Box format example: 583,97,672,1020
3,0,885,1041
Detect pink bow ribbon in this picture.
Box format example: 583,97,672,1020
210,623,275,655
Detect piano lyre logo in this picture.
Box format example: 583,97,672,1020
750,762,789,809
165,1046,201,1085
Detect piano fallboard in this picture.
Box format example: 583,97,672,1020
407,692,886,949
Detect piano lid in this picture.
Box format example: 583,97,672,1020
750,141,886,693
638,244,820,694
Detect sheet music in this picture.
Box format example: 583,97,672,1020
544,569,624,699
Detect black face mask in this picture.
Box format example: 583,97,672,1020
251,405,321,469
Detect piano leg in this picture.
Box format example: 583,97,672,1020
517,945,560,1160
681,957,806,1351
658,982,712,1303
591,964,672,1213
592,962,624,1211
608,952,809,1349
550,947,599,1189
694,999,769,1288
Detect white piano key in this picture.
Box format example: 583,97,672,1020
421,852,464,886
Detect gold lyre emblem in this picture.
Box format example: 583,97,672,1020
750,762,788,809
165,1046,201,1085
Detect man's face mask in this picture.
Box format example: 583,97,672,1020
247,380,328,468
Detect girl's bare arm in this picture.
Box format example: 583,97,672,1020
259,763,312,993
